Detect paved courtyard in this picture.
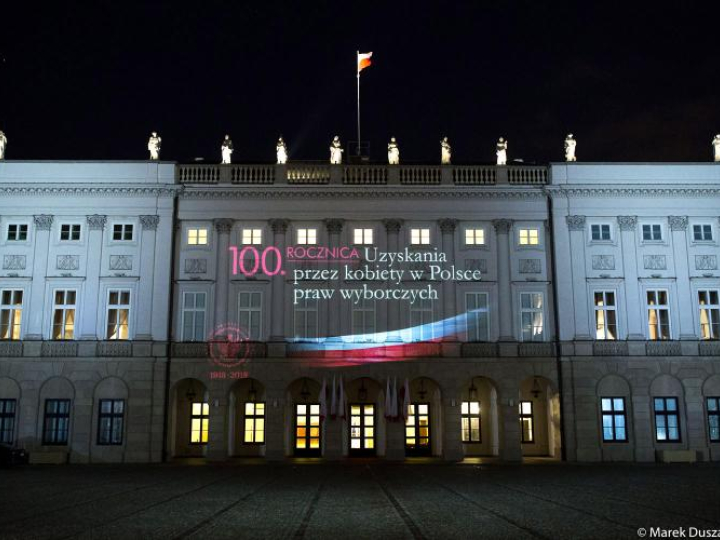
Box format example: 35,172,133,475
0,462,719,539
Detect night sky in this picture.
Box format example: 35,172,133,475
1,2,719,164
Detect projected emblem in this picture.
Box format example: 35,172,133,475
208,323,251,369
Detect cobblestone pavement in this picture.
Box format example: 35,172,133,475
1,462,719,540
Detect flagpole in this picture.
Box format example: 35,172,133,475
356,50,361,157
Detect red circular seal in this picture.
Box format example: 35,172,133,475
208,323,251,369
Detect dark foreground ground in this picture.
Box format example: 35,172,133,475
0,461,719,540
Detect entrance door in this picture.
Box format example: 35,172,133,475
349,403,375,456
295,403,321,456
405,403,431,456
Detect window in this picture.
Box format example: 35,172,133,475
112,224,134,241
466,293,489,341
297,228,317,245
295,403,321,453
698,290,720,340
405,403,431,455
465,228,485,246
7,224,28,241
654,397,680,442
410,228,430,245
243,402,265,444
349,404,375,454
0,290,23,340
601,398,627,442
106,290,130,340
187,227,208,245
410,297,435,341
647,290,670,340
294,297,318,339
52,290,76,340
519,228,539,246
693,224,713,242
353,228,374,245
594,291,617,340
461,401,481,443
60,224,81,241
0,399,16,444
707,397,720,443
591,224,611,241
241,229,262,245
97,399,125,445
519,401,534,443
43,399,71,445
238,291,262,340
520,292,544,341
190,402,209,444
642,224,662,241
182,292,206,341
352,297,376,340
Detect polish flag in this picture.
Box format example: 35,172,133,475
319,377,328,421
402,378,411,421
358,52,373,73
330,375,337,419
338,376,347,420
384,377,392,419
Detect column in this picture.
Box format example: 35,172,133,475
80,215,106,339
268,219,289,340
135,215,159,340
206,380,229,461
383,219,403,338
567,215,591,339
263,386,286,460
25,215,53,339
213,219,234,329
618,216,643,339
669,216,695,339
438,219,458,328
324,219,344,339
151,209,173,342
493,219,514,341
442,387,463,461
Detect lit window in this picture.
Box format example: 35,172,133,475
43,399,71,445
699,290,720,340
410,297,434,341
112,224,134,241
410,228,430,245
352,297,376,341
591,224,611,241
182,292,206,341
601,398,627,442
693,224,713,241
708,397,720,443
244,402,265,444
190,402,209,444
349,404,375,453
406,403,430,452
106,290,130,340
461,401,481,443
519,401,534,443
295,403,321,452
52,290,77,340
7,224,28,241
594,291,617,340
294,297,318,339
241,229,262,245
297,228,317,245
0,399,17,445
646,290,670,340
0,290,23,340
520,292,544,341
60,224,81,241
642,224,662,241
466,293,489,341
465,229,485,246
187,227,208,245
97,399,125,446
353,228,374,245
519,228,539,245
654,397,680,442
238,292,262,340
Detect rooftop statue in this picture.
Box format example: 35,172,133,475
276,136,288,164
387,137,400,165
0,130,6,160
496,137,508,166
564,133,577,162
713,134,720,163
148,132,161,160
330,135,344,164
440,136,452,164
221,135,234,164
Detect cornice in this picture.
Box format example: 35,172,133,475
180,187,545,200
545,185,720,198
0,184,181,197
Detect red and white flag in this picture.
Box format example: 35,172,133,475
319,377,328,421
338,376,347,420
330,375,337,419
402,378,411,421
384,377,392,419
357,52,373,74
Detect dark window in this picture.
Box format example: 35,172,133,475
654,397,680,442
642,224,662,241
519,401,534,443
693,224,713,241
461,401,481,443
707,397,720,443
97,399,125,445
7,224,28,241
112,224,133,241
601,397,627,442
43,399,71,445
591,224,611,241
60,224,81,241
0,399,17,444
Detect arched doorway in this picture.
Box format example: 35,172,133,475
170,378,208,458
285,378,322,457
405,377,442,457
344,377,385,457
519,376,561,457
459,376,500,457
228,378,265,457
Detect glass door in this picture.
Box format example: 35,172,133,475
405,403,431,456
349,403,375,456
295,403,321,456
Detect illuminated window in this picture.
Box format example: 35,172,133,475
0,290,23,340
0,399,16,445
590,224,611,241
461,401,481,443
601,398,627,442
642,224,662,241
352,297,376,340
693,224,713,241
698,290,720,340
654,397,680,442
243,402,265,444
297,228,317,245
52,290,76,340
518,228,539,245
182,292,206,342
187,227,208,245
353,228,374,245
60,224,81,241
405,403,431,455
295,403,321,454
190,402,209,444
594,291,617,340
112,223,134,241
293,297,318,339
410,228,430,245
241,228,262,245
646,290,670,340
519,401,534,443
349,404,375,454
43,399,71,445
465,228,485,246
466,293,489,341
238,291,262,340
708,397,720,443
97,399,125,445
7,224,28,241
520,292,544,341
106,290,130,340
410,297,435,341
